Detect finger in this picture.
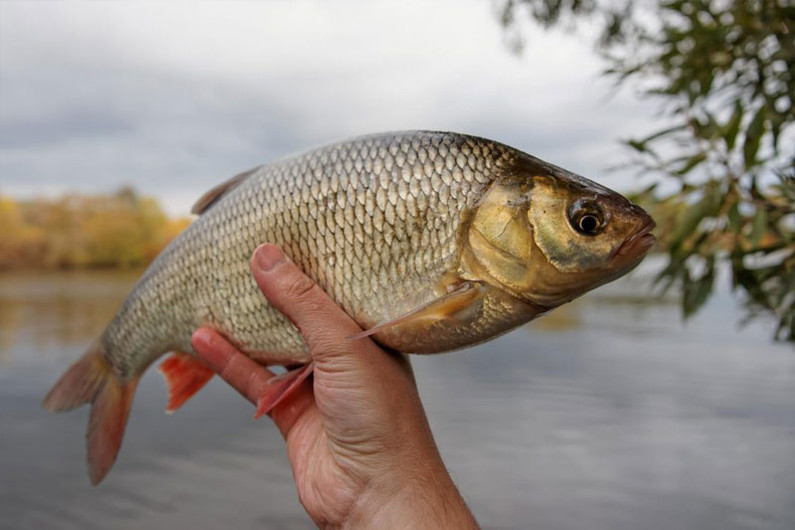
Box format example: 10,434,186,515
191,328,276,405
192,328,315,438
269,382,316,439
250,244,380,366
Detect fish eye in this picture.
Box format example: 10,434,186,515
568,201,606,236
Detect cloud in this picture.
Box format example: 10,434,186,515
0,0,658,215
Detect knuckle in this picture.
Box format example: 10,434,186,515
244,369,263,398
220,354,246,382
303,331,340,356
284,274,318,302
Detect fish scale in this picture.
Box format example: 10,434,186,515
103,131,507,378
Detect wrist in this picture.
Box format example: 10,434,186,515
343,463,478,530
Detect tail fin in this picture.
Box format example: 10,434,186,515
43,342,138,485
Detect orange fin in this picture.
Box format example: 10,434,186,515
87,373,137,485
191,166,259,215
159,352,215,413
348,282,480,340
43,342,138,485
254,362,314,419
158,352,215,414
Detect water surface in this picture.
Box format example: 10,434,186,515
1,267,793,529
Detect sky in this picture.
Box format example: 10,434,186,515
0,0,661,216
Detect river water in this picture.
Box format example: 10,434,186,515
1,265,793,529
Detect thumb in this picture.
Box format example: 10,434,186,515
250,244,382,370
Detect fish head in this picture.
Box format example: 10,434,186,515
464,154,656,309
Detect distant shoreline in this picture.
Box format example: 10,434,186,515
0,188,191,271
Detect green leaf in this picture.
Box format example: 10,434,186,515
779,175,795,202
653,254,685,293
624,139,648,153
769,111,785,152
733,267,769,308
724,100,743,151
669,185,723,248
682,257,715,319
639,124,687,144
748,208,768,247
673,152,707,176
623,124,687,154
743,105,766,168
727,201,742,234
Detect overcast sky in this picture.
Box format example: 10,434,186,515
0,0,660,216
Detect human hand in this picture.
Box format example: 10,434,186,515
191,244,478,529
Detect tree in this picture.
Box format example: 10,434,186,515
0,196,32,267
0,189,191,270
497,0,795,340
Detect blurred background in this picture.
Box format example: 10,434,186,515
1,1,793,529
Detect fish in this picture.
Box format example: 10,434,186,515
43,131,656,484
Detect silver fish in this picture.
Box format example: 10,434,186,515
44,131,656,484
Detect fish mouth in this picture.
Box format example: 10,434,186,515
612,219,657,264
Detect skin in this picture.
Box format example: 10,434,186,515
191,244,479,529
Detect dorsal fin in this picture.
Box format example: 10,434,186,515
191,166,260,215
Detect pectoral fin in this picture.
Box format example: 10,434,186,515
348,282,481,340
254,362,315,419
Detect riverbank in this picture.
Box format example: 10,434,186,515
0,190,190,270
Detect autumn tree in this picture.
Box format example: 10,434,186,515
0,189,190,270
0,196,39,266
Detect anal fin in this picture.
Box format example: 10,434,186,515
348,281,481,340
159,352,215,413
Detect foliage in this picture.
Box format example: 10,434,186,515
497,0,795,340
0,188,191,270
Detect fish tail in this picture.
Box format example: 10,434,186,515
43,341,138,485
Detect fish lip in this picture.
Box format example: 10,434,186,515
612,218,657,262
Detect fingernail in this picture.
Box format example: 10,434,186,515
191,328,213,349
254,244,284,272
191,330,224,371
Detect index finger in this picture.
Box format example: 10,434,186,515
191,327,275,405
192,328,315,437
